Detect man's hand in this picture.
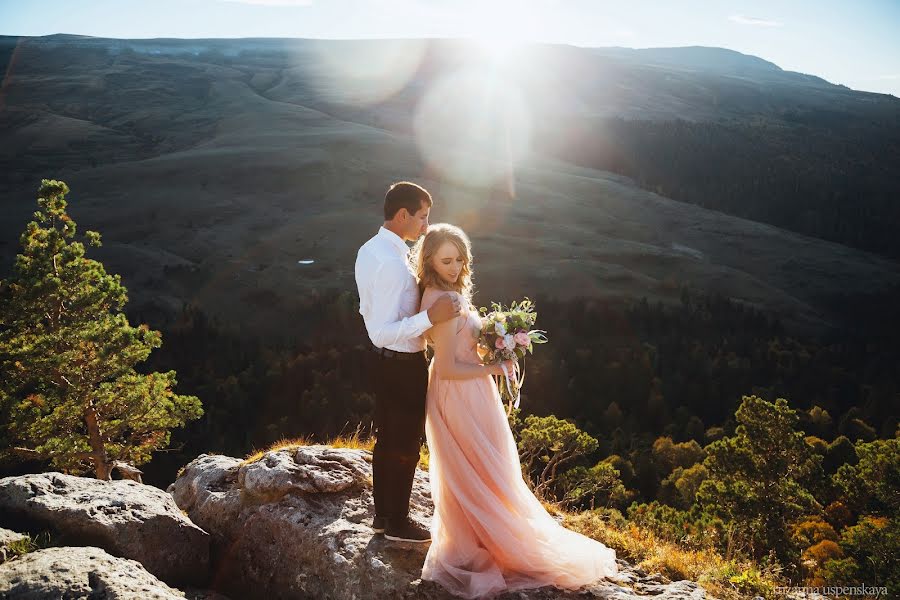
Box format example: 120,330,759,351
427,293,462,324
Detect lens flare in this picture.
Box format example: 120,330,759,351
413,69,532,187
469,36,525,66
306,39,426,106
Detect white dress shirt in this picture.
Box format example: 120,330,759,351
355,226,432,352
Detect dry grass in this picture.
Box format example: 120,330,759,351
4,531,52,559
238,423,435,475
561,509,780,600
418,442,430,471
240,428,376,466
241,434,314,465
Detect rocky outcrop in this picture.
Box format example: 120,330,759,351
170,446,718,599
0,472,210,587
0,546,188,599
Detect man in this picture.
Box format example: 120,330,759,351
355,181,460,543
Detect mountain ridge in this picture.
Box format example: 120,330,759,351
1,34,898,340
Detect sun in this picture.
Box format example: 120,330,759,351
469,35,524,65
461,0,536,67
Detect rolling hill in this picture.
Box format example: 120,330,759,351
1,34,899,341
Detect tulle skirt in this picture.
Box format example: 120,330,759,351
420,367,619,599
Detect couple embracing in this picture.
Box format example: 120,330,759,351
355,181,620,599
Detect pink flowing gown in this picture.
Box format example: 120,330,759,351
419,287,619,599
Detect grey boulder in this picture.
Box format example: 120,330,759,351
0,472,210,586
0,545,186,599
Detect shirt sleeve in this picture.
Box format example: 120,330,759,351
361,258,432,348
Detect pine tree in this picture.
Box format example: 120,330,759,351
697,395,822,568
517,413,599,498
0,179,202,480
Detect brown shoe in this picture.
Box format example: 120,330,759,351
384,517,431,543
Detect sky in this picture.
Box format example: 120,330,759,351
1,0,899,97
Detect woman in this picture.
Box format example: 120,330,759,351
411,223,620,599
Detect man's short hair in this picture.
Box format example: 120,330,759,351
384,181,433,220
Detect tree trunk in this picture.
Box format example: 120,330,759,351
84,403,110,480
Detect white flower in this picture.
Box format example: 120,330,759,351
504,334,516,351
494,321,507,336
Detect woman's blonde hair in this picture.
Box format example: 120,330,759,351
410,223,474,304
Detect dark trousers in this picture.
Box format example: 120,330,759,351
369,349,428,521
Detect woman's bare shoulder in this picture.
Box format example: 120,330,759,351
428,287,462,298
422,287,460,302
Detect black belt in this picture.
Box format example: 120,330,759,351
370,343,425,360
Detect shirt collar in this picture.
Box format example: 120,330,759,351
378,226,410,257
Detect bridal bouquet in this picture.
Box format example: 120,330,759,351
476,298,548,413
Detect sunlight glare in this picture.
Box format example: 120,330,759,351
462,0,540,67
469,36,524,66
413,68,532,187
306,39,425,106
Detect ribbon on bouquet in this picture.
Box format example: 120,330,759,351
499,360,524,414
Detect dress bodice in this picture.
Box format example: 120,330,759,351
456,302,483,365
421,289,483,369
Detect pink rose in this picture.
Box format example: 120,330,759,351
495,336,507,349
514,332,530,346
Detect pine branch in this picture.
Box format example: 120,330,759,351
11,446,94,461
12,446,48,458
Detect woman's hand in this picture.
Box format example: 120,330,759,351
487,359,517,377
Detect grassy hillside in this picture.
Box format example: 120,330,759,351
1,35,899,342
